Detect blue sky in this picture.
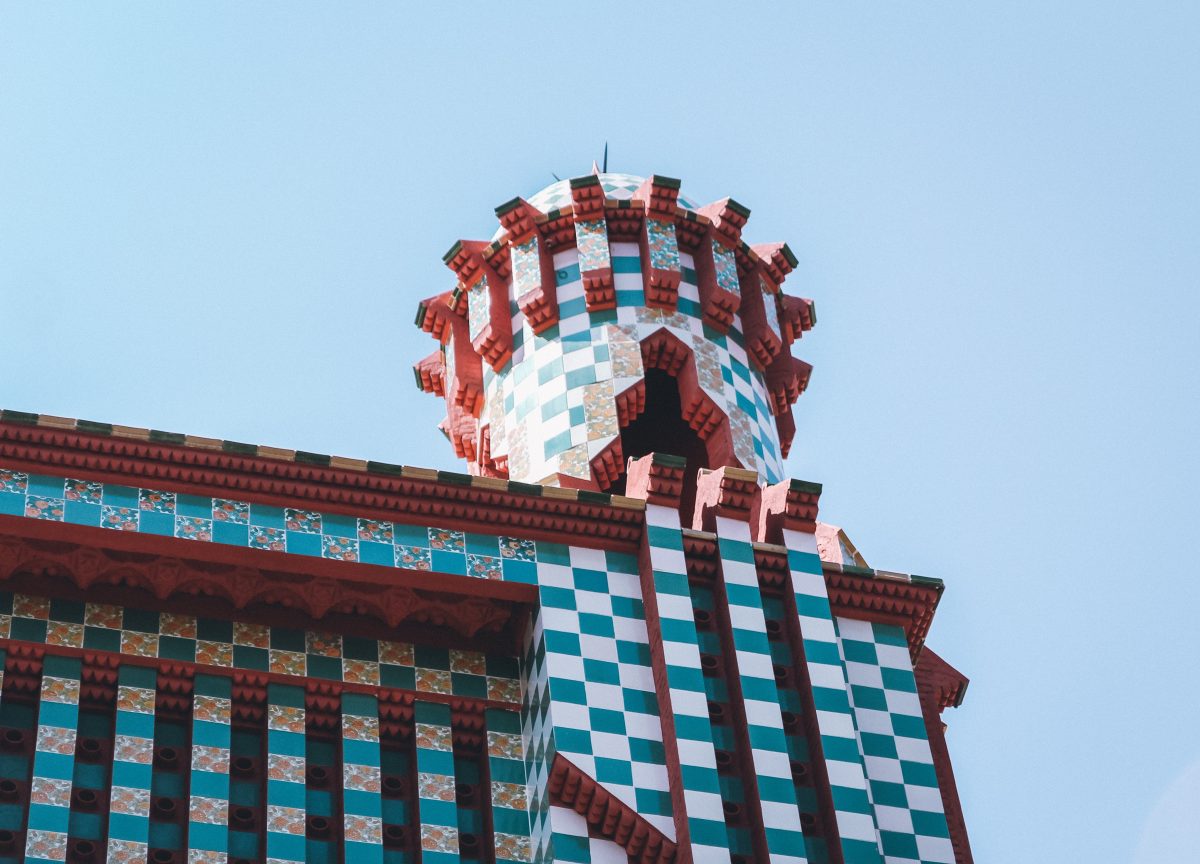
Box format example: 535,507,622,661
2,3,1197,859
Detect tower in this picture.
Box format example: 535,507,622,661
0,167,972,864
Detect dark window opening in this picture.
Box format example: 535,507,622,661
609,368,709,520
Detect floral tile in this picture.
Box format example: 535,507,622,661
341,713,379,742
491,781,529,811
343,813,383,844
249,525,286,552
191,744,229,773
321,535,358,562
284,508,321,534
269,649,306,677
575,219,611,271
342,659,380,686
195,640,233,667
266,804,306,835
488,677,522,704
511,237,541,297
193,694,231,724
488,731,523,761
25,495,64,520
107,839,150,864
24,830,68,861
120,631,159,658
37,725,76,754
305,630,341,657
84,602,121,628
416,668,452,694
117,685,156,714
449,649,486,675
64,478,103,504
267,704,305,734
378,640,414,666
46,621,84,648
499,536,536,562
113,733,154,762
343,762,381,793
467,554,503,580
357,518,394,543
395,544,432,570
138,489,175,514
234,621,269,648
14,594,51,619
428,528,465,552
160,613,197,639
41,675,80,705
415,722,453,751
30,776,72,806
495,832,533,862
647,218,681,271
267,753,305,784
189,795,228,825
421,824,460,854
174,516,212,542
468,276,491,340
101,505,139,531
418,771,456,802
212,498,249,523
110,785,151,816
0,469,28,494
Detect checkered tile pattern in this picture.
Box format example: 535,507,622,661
0,470,540,584
24,654,82,864
714,515,809,864
415,700,460,863
187,673,232,864
108,664,157,863
524,173,699,215
782,528,884,864
0,591,521,707
265,683,307,864
477,240,787,486
544,803,632,864
521,608,555,864
487,708,533,863
342,692,385,862
532,544,672,839
642,503,733,861
835,619,953,864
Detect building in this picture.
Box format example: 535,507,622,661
0,170,972,864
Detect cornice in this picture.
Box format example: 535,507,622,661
0,414,646,551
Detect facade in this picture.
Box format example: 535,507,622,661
0,170,972,864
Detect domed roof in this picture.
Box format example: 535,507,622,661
525,172,698,214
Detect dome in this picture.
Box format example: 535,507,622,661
525,172,698,214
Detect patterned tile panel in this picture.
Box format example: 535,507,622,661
24,654,82,864
265,683,307,864
0,470,540,584
107,664,157,863
0,592,521,707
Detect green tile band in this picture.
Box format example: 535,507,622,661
24,654,83,864
713,515,809,864
642,502,733,861
106,664,158,862
186,674,232,864
834,619,953,864
485,708,531,863
782,528,883,864
265,683,307,864
341,692,384,863
414,700,460,863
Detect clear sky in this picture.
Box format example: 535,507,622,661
2,3,1197,859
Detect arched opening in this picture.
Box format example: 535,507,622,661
610,368,710,519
